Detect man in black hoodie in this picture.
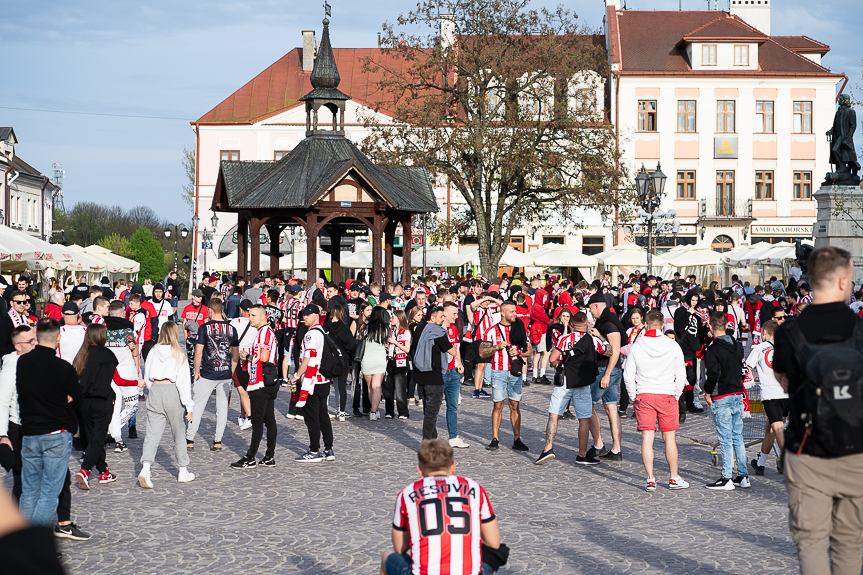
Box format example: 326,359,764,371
703,311,749,491
674,289,708,422
16,318,82,527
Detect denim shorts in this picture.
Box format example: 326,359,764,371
491,369,522,402
590,365,621,405
385,552,493,575
548,384,593,419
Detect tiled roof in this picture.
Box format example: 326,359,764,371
682,16,767,41
773,35,830,55
0,128,16,143
612,10,837,75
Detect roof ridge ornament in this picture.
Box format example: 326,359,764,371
309,4,340,90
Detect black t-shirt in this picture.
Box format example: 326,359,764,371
347,297,365,318
413,333,453,386
201,286,218,306
264,304,283,330
595,308,625,368
195,320,239,380
774,302,860,456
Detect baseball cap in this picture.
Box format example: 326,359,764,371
239,300,253,311
301,304,320,316
253,277,264,285
191,289,204,297
62,302,79,315
379,292,393,302
588,293,607,306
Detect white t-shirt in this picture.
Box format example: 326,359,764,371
58,324,87,364
230,316,258,356
301,326,329,385
746,341,787,401
152,299,174,329
850,301,863,314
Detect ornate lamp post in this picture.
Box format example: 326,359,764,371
633,163,676,275
191,213,219,286
164,223,189,272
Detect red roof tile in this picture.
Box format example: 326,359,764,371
613,10,837,75
682,15,767,42
772,35,830,55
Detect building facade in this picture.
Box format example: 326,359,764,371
0,128,57,241
605,0,843,254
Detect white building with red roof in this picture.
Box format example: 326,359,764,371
604,0,844,254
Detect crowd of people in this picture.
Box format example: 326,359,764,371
1,244,862,575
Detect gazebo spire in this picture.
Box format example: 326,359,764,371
299,3,351,137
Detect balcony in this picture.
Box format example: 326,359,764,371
699,198,753,220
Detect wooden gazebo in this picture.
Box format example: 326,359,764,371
211,15,437,283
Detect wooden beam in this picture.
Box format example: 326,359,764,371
266,223,282,279
237,213,248,280
384,219,396,286
401,217,412,283
330,224,342,284
249,217,263,280
304,215,318,283
371,215,383,286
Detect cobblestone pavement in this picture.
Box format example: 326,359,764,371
6,371,796,574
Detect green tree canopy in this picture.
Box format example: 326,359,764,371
128,226,168,281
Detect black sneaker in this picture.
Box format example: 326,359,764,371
679,412,687,425
777,453,784,475
751,458,765,476
575,454,601,465
561,409,576,420
586,446,608,459
534,449,555,465
537,375,551,385
114,441,128,453
687,406,705,413
600,450,623,461
705,477,734,490
259,456,276,468
522,378,531,387
324,449,335,461
732,475,751,488
352,409,363,418
512,438,529,452
486,438,500,451
128,426,138,439
230,456,257,470
54,522,91,541
617,408,627,417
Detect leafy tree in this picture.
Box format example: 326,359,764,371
181,146,195,212
128,226,168,281
98,233,134,258
362,0,633,277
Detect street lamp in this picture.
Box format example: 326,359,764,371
192,213,220,287
164,223,189,272
633,163,676,275
414,213,431,276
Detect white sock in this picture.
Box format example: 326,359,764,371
757,452,770,467
141,462,150,474
533,368,539,378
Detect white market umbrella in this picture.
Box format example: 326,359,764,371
281,250,333,270
463,247,535,268
210,249,269,272
725,242,793,267
81,245,141,273
0,226,72,262
529,244,598,279
594,243,669,268
411,247,472,268
340,250,402,269
760,241,812,266
661,245,723,267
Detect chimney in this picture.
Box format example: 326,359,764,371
302,30,316,72
605,0,620,9
439,14,456,52
729,0,770,35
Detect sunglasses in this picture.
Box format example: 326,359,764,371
12,300,27,304
774,314,786,319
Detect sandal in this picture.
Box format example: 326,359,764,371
210,441,222,452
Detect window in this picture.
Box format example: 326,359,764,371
756,101,773,133
755,171,774,200
734,45,749,66
274,151,290,161
638,100,657,131
509,236,525,252
678,101,696,132
542,166,563,186
716,101,735,133
582,236,605,256
220,150,239,161
574,89,596,115
676,170,696,199
702,44,717,65
794,101,812,133
716,171,735,216
711,234,735,253
487,88,501,115
458,235,478,246
793,171,812,199
543,236,565,245
375,152,395,164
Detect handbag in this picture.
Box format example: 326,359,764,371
262,362,279,387
352,338,366,363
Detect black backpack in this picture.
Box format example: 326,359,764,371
313,326,347,379
786,320,863,456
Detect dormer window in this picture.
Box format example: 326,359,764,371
574,89,596,115
734,45,749,66
702,45,717,66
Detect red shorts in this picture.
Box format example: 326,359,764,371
634,393,679,432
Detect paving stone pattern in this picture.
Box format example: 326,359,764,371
6,361,797,573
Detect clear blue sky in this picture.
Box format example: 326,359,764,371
2,0,859,223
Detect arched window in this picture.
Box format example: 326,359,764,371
711,234,735,253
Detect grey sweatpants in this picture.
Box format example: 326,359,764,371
185,377,230,443
141,384,190,468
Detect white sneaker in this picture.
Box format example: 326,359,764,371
328,412,335,420
732,476,751,489
138,470,153,489
239,419,252,431
449,436,470,449
669,477,690,490
285,412,295,419
178,470,196,483
237,417,244,427
370,412,379,421
457,394,462,405
337,412,346,422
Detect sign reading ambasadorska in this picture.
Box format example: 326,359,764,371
714,136,738,159
751,225,814,236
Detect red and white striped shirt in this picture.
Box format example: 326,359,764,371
484,323,517,371
248,325,277,391
90,314,106,326
800,293,813,305
626,325,645,345
281,298,302,329
465,305,499,343
445,323,460,369
392,475,495,575
554,331,608,356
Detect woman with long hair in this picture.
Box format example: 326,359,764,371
351,302,372,417
384,310,411,419
530,289,552,384
137,322,195,488
406,307,424,406
73,325,120,489
618,306,647,418
323,304,355,421
361,306,389,420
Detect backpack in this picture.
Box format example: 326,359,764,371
785,320,863,456
313,326,347,379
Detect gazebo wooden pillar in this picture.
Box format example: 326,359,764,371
303,214,318,282
401,216,412,283
371,214,383,285
237,213,248,280
266,222,283,278
329,224,342,283
249,216,265,280
384,219,396,285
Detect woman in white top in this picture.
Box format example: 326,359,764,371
361,306,389,420
142,278,154,298
384,310,412,419
138,322,195,488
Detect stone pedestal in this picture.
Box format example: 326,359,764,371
814,184,863,286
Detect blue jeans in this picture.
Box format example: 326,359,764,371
442,368,461,439
171,297,179,320
20,432,72,526
385,552,493,575
590,365,621,405
712,394,748,479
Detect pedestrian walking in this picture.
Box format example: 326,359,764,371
384,310,411,421
323,304,354,422
361,306,389,420
138,323,196,488
413,307,460,441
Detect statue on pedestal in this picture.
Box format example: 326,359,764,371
824,94,861,186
